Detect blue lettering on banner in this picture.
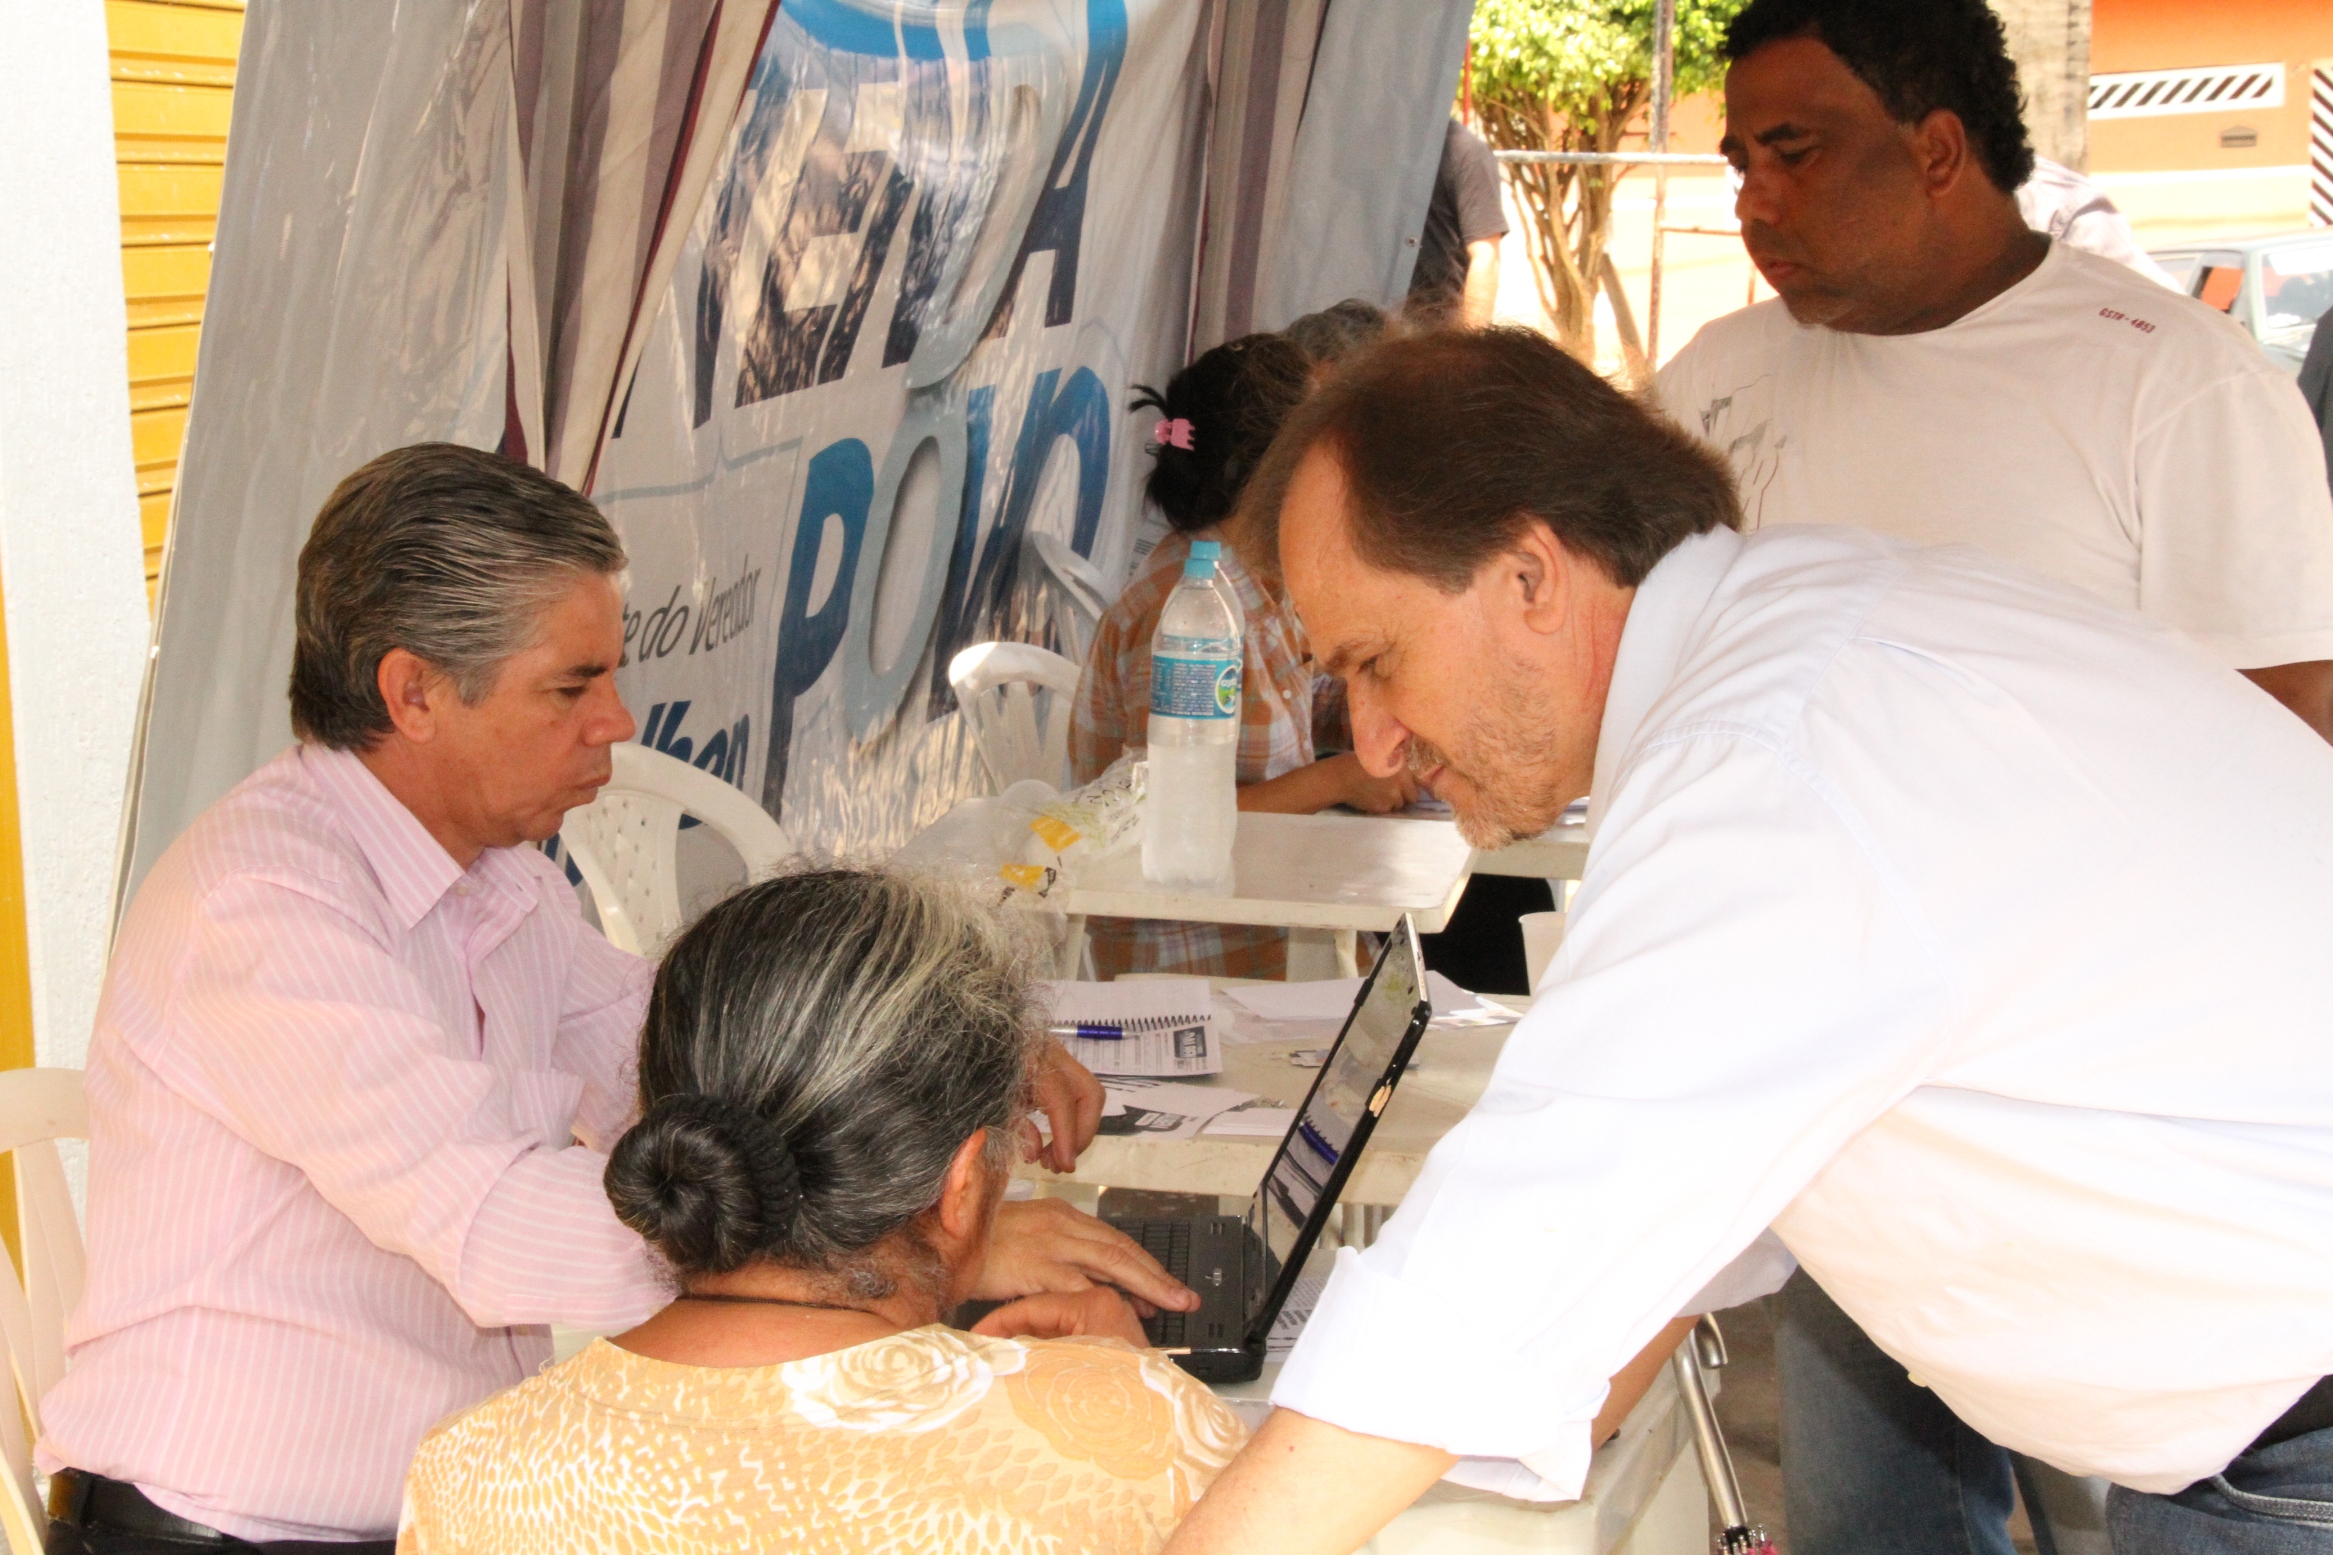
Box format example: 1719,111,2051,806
883,78,985,370
622,584,688,666
841,388,972,739
642,700,753,785
621,563,761,667
920,365,1112,722
641,702,755,826
733,87,914,407
921,384,997,722
645,0,1142,827
695,1,1012,425
1010,365,1113,560
983,0,1126,333
764,438,873,815
785,0,992,62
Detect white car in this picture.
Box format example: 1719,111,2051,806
2148,230,2333,376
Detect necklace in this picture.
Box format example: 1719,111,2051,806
676,1291,873,1315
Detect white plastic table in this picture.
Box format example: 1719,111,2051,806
1053,810,1476,978
1058,809,1475,930
1360,799,1588,884
1471,817,1591,881
1020,1020,1510,1205
1209,1360,1710,1555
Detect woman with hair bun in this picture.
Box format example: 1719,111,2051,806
1071,333,1419,979
400,869,1245,1553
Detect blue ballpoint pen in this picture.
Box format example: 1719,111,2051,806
1047,1021,1132,1040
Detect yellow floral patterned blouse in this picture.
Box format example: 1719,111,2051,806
398,1327,1249,1553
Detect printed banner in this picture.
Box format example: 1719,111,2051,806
593,0,1204,858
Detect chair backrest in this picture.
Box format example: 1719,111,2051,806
0,1068,88,1555
948,641,1083,794
557,743,796,956
1026,531,1109,665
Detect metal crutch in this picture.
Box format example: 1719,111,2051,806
1670,1315,1777,1555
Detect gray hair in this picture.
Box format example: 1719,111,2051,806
288,442,627,750
603,868,1044,1295
1284,297,1390,369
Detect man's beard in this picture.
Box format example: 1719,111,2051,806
1407,674,1573,849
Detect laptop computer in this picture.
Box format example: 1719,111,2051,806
1108,916,1434,1383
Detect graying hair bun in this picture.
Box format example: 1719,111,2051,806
604,1093,803,1274
605,867,1041,1287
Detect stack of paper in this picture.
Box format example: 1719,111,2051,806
1097,1079,1256,1141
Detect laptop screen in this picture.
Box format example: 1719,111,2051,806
1242,923,1428,1329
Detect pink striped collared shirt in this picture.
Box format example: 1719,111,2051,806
39,744,667,1542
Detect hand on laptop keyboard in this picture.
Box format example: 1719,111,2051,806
969,1287,1149,1346
968,1198,1200,1316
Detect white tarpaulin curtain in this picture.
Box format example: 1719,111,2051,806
124,0,1470,895
506,0,779,487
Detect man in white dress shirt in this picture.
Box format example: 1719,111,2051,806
1163,328,2333,1555
1652,3,2333,1549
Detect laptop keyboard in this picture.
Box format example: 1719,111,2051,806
1133,1220,1192,1347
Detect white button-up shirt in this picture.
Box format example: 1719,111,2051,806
40,745,665,1541
1275,526,2333,1499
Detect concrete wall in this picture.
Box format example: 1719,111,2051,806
1993,0,2094,169
0,5,158,1069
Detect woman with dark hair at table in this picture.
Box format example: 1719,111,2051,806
1071,333,1419,980
400,869,1245,1553
1075,326,1554,991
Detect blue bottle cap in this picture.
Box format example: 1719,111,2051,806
1182,556,1215,579
1188,540,1222,559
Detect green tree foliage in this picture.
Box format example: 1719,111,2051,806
1470,0,1744,371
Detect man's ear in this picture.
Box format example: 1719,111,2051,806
375,648,442,743
1508,520,1574,635
1910,107,1973,198
934,1129,992,1246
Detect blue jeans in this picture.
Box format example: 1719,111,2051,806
2110,1430,2333,1553
1776,1270,2111,1555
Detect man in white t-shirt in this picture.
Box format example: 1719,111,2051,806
1658,9,2333,741
1652,2,2333,1552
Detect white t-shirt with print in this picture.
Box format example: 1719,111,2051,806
1655,239,2333,669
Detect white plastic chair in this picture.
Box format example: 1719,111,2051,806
1026,531,1109,665
948,641,1082,794
0,1068,88,1555
557,742,796,956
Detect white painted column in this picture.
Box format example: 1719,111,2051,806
0,6,154,1068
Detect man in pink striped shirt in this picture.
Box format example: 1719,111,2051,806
38,444,1181,1551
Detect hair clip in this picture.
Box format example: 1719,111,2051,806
1150,417,1195,451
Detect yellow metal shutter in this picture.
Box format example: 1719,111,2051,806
107,0,244,603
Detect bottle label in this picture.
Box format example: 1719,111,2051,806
1151,653,1241,719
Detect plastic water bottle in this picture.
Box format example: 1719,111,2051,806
1187,539,1245,639
1143,548,1242,891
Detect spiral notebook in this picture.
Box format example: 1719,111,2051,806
1041,978,1221,1076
